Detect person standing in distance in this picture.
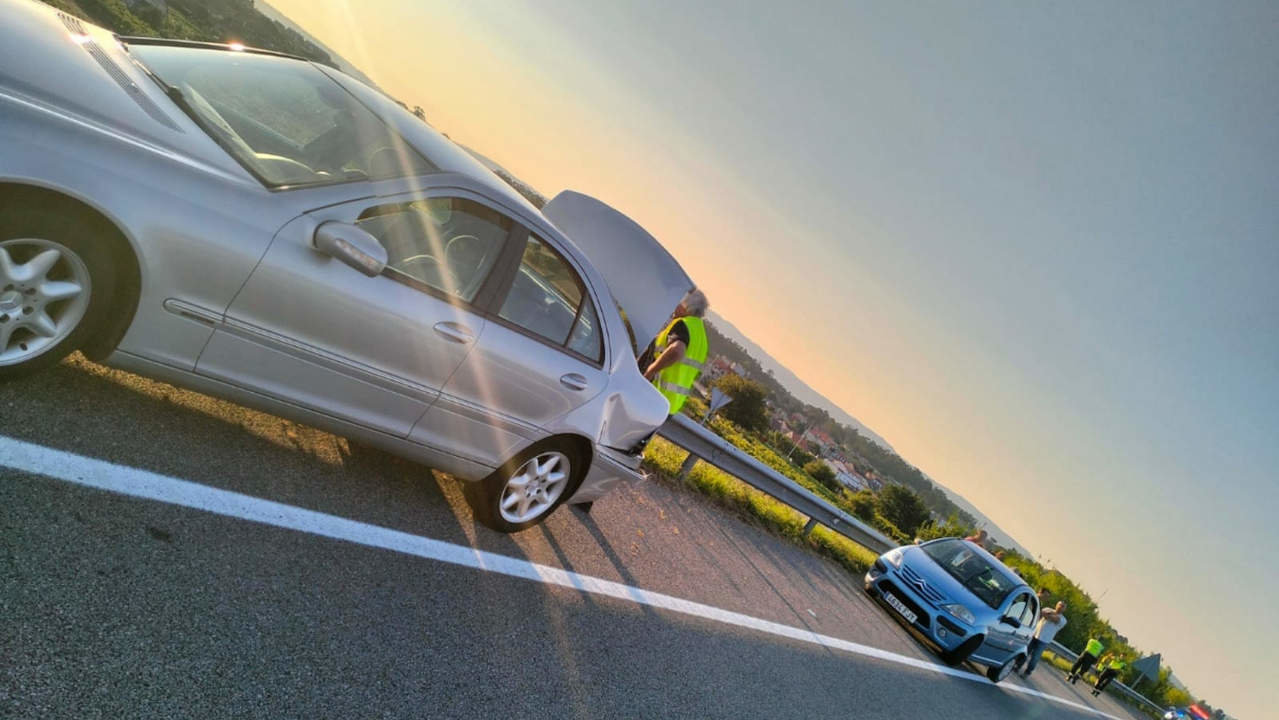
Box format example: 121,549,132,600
642,289,709,414
1092,655,1127,696
1068,636,1105,684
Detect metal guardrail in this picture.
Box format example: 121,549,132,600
656,412,895,554
657,414,1161,712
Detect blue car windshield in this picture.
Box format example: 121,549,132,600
130,44,434,188
921,539,1020,609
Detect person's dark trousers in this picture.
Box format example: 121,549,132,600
1022,638,1045,676
1068,653,1096,683
1093,668,1118,694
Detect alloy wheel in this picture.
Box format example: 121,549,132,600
0,238,91,366
498,451,571,523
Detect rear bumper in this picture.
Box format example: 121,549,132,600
566,444,644,504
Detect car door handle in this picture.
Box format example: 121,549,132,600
560,373,589,391
432,322,475,344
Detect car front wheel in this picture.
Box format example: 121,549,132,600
0,208,116,379
987,654,1020,683
463,440,584,533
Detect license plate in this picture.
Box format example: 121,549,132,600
883,592,918,624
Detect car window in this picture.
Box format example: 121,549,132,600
567,294,603,360
921,539,1022,608
130,45,435,188
498,235,603,362
1006,594,1029,624
1020,597,1038,627
358,197,509,303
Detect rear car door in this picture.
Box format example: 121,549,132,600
196,192,515,437
411,231,608,464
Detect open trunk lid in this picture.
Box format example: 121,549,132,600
542,191,693,354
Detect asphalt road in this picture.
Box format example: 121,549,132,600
2,355,1150,719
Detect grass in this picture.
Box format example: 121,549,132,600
643,436,879,575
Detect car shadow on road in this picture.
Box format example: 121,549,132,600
0,355,541,570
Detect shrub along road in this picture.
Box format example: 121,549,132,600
2,356,1146,719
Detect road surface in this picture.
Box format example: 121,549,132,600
2,356,1149,719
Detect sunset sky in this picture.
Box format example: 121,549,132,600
264,1,1276,714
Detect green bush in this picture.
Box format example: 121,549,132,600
875,484,930,538
802,460,839,493
849,490,877,522
713,375,770,431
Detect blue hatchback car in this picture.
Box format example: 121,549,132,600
865,537,1039,682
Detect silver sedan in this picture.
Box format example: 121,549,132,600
0,1,694,531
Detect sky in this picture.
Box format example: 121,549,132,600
263,1,1277,715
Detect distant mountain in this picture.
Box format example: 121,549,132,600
707,310,896,452
254,1,375,85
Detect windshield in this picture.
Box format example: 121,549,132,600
921,539,1020,609
129,45,434,188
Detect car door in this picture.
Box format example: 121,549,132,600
196,191,515,437
987,591,1032,663
410,230,608,464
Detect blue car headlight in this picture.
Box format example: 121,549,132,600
940,603,976,625
884,548,905,568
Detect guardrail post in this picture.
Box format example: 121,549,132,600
677,452,699,479
802,517,819,536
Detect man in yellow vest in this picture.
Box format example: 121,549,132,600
642,289,709,414
1091,654,1126,696
1068,636,1105,684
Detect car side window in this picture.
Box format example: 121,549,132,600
1006,593,1029,625
1021,597,1039,627
357,197,509,304
498,235,603,362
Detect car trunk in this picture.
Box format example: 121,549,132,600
541,191,693,356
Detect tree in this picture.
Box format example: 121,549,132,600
714,375,769,431
915,514,976,542
803,460,839,493
848,490,876,522
875,484,931,537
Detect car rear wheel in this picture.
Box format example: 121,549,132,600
940,634,983,666
0,208,116,380
463,439,585,533
987,654,1020,683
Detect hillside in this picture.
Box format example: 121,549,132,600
707,311,895,452
40,0,335,64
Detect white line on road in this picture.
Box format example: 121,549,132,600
2,436,1119,719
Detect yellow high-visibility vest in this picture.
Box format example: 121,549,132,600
652,316,708,414
1085,638,1104,656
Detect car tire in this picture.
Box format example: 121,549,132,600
987,654,1020,683
940,634,983,667
0,206,117,380
463,439,585,533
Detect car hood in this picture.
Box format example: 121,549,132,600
542,191,694,355
0,1,252,182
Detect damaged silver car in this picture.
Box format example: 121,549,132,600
0,2,695,531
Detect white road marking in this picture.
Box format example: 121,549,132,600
2,436,1118,719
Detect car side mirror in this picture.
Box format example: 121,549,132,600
313,221,387,277
1000,616,1021,628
